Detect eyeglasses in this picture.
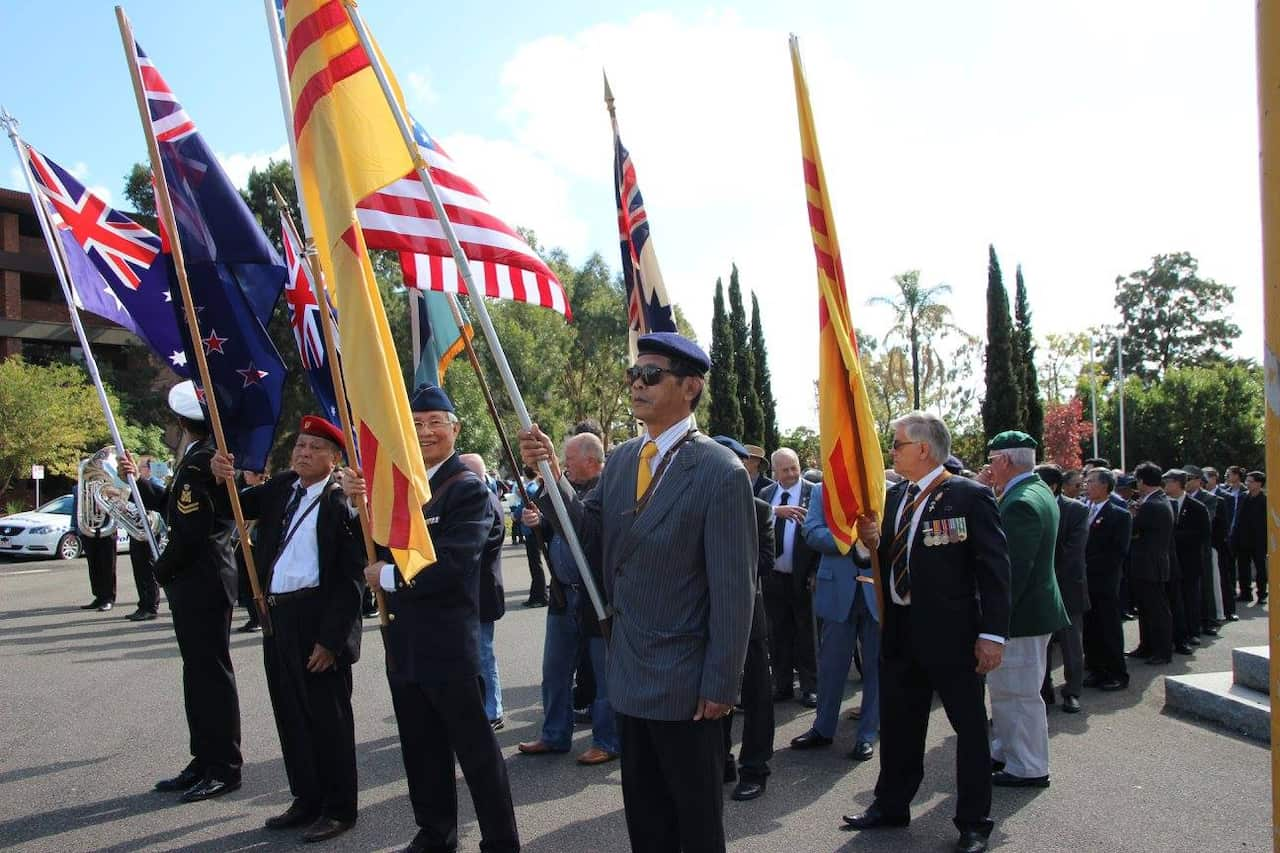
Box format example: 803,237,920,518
414,417,454,430
891,440,921,451
626,364,678,386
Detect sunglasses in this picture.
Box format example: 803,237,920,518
626,364,680,386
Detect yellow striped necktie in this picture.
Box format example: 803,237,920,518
635,440,658,501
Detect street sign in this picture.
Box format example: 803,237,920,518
30,465,44,480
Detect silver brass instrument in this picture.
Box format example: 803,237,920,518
77,446,159,540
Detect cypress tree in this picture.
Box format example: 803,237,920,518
728,265,764,445
707,278,742,438
981,244,1021,442
750,292,780,452
1014,264,1044,446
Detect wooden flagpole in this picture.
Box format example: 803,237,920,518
115,6,271,633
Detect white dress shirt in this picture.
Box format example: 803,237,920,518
269,478,328,594
770,479,804,574
380,460,445,591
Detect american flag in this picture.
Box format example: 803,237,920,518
612,118,675,356
357,118,571,319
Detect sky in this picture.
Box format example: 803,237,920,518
0,1,1264,432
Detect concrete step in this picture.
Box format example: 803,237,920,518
1165,671,1270,743
1233,645,1270,694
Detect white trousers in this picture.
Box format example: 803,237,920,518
1211,549,1225,620
989,633,1051,778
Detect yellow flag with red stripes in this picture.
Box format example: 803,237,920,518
789,35,885,553
284,0,435,578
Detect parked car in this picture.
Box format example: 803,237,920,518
0,494,129,559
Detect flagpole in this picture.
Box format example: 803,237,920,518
260,8,395,632
342,1,609,630
2,111,161,561
115,6,271,633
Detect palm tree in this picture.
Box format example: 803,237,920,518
868,270,963,409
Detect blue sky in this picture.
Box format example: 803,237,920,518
1,1,1264,431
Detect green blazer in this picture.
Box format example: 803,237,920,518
998,475,1069,638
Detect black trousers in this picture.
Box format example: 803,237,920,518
82,534,117,603
573,629,597,710
1239,545,1268,598
170,592,242,780
763,570,816,693
1177,567,1201,642
263,597,358,822
874,606,992,835
721,629,774,781
1134,578,1172,659
1217,544,1237,615
1083,571,1127,683
128,537,160,613
523,538,546,603
618,713,725,853
388,676,518,852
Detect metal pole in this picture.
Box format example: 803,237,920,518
1115,334,1126,472
1088,337,1099,459
2,110,159,559
342,1,609,628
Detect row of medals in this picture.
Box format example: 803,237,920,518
923,517,967,546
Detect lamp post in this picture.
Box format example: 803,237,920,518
1087,337,1099,459
1115,333,1126,472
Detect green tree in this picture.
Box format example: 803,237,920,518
707,278,742,438
778,425,822,470
241,159,302,248
1112,252,1241,380
727,265,763,445
123,162,155,217
1013,265,1044,445
981,244,1021,442
869,269,960,409
749,292,780,452
1039,332,1091,405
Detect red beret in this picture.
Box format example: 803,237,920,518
300,415,344,449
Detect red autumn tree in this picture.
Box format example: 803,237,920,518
1043,397,1091,469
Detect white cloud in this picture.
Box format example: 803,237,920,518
215,143,290,190
406,70,439,110
7,166,22,190
87,184,113,205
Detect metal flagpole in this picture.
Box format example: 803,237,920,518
1251,5,1280,845
1115,334,1126,472
342,1,609,629
1088,337,1099,459
260,2,394,633
2,110,160,560
115,6,271,634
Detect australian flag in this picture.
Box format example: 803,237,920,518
136,38,287,472
24,144,189,376
613,130,675,357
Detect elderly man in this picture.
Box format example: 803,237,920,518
519,432,619,765
211,417,365,842
345,385,519,853
744,444,774,495
519,332,756,853
1184,466,1223,631
758,448,820,706
1128,462,1176,665
984,432,1066,788
844,412,1010,853
1036,464,1089,713
1081,468,1133,691
1165,469,1208,656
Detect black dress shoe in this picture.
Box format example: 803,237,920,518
237,617,262,633
154,766,203,792
790,729,833,750
302,816,355,843
956,829,990,852
1061,695,1081,713
1145,655,1172,665
1125,646,1150,658
1174,644,1194,656
489,717,505,731
1258,593,1268,604
848,741,874,761
1227,613,1240,621
798,691,818,708
991,759,1005,772
266,800,320,829
1098,678,1128,691
1186,636,1201,646
1201,625,1219,636
1082,673,1104,688
841,804,909,830
180,775,241,802
96,601,114,612
79,599,103,610
992,769,1050,788
731,779,765,801
522,597,548,608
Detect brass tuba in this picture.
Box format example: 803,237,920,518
76,447,157,540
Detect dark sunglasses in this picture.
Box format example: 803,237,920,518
626,364,679,386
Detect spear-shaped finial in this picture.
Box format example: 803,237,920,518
0,107,17,139
603,69,616,121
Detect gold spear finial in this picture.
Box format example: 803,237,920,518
603,69,616,121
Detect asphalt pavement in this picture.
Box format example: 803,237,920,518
0,547,1271,852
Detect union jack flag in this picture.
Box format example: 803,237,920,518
613,119,675,357
23,143,189,375
281,208,340,424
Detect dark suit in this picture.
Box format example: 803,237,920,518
1217,486,1249,602
758,479,820,696
1212,486,1239,614
873,475,1011,834
1082,499,1132,683
1129,490,1175,660
1235,491,1268,599
722,497,775,784
752,473,776,496
1189,489,1221,624
1045,495,1089,699
135,438,241,783
238,472,364,822
381,453,518,852
1170,495,1211,645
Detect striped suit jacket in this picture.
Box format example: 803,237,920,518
541,431,757,720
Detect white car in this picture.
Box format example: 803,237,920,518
0,494,129,560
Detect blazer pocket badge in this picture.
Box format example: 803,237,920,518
924,517,967,546
176,484,199,515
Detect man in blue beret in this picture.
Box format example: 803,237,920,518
520,333,756,853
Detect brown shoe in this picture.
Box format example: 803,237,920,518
577,746,618,765
517,740,567,755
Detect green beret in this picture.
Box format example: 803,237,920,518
987,430,1038,451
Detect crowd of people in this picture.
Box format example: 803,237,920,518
66,329,1269,853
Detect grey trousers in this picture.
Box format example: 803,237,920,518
1044,615,1085,698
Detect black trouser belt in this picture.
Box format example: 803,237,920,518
266,586,321,607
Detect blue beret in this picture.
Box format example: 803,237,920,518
1117,475,1137,488
943,455,964,474
637,332,711,375
711,435,749,459
409,384,455,414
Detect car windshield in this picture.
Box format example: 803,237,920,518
36,495,73,515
